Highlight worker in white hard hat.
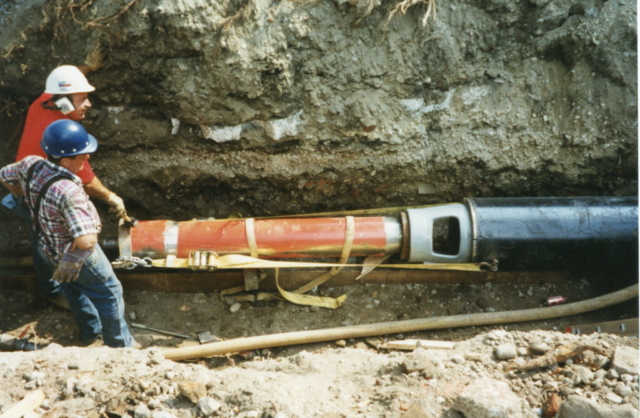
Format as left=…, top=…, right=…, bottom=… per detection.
left=1, top=56, right=130, bottom=310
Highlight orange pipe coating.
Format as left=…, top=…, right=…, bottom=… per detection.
left=120, top=217, right=403, bottom=259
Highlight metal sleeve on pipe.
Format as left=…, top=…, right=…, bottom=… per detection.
left=162, top=284, right=639, bottom=361
left=405, top=204, right=472, bottom=263
left=164, top=221, right=179, bottom=256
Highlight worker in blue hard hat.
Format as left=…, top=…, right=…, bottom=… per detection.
left=0, top=119, right=135, bottom=348
left=2, top=63, right=130, bottom=310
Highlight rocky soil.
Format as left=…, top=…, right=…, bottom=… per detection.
left=0, top=329, right=639, bottom=418
left=1, top=274, right=638, bottom=417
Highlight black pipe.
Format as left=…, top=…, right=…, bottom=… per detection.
left=465, top=196, right=639, bottom=272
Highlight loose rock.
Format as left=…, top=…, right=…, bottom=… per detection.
left=453, top=378, right=527, bottom=418
left=178, top=381, right=207, bottom=404
left=611, top=346, right=639, bottom=376
left=495, top=344, right=518, bottom=360
left=557, top=395, right=638, bottom=418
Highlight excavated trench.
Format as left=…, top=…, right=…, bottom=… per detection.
left=0, top=0, right=637, bottom=358
left=0, top=0, right=637, bottom=251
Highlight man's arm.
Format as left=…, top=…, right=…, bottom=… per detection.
left=83, top=176, right=112, bottom=201
left=1, top=179, right=22, bottom=196
left=83, top=177, right=130, bottom=222
left=73, top=233, right=98, bottom=251
left=53, top=233, right=97, bottom=282
left=0, top=160, right=25, bottom=194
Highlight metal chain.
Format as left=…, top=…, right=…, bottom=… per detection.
left=113, top=256, right=153, bottom=269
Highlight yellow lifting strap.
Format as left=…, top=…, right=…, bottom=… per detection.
left=151, top=253, right=481, bottom=310
left=245, top=218, right=259, bottom=258
left=264, top=215, right=355, bottom=309
left=254, top=203, right=449, bottom=219
left=146, top=214, right=483, bottom=309
left=293, top=215, right=355, bottom=295
left=151, top=254, right=482, bottom=272
left=274, top=267, right=348, bottom=309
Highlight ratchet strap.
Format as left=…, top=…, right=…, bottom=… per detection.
left=274, top=267, right=347, bottom=309
left=114, top=205, right=484, bottom=309
left=142, top=250, right=481, bottom=310
left=294, top=215, right=354, bottom=295
left=145, top=254, right=482, bottom=272
left=119, top=251, right=482, bottom=309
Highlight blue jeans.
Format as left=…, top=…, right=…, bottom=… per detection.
left=40, top=245, right=134, bottom=348
left=3, top=193, right=62, bottom=299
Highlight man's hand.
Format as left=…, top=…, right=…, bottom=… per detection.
left=108, top=192, right=127, bottom=217
left=53, top=247, right=93, bottom=283
left=1, top=179, right=22, bottom=196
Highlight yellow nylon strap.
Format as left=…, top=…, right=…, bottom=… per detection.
left=148, top=254, right=482, bottom=271
left=220, top=284, right=247, bottom=298
left=215, top=217, right=353, bottom=309
left=256, top=203, right=450, bottom=219
left=355, top=254, right=393, bottom=280
left=274, top=268, right=347, bottom=309
left=294, top=216, right=354, bottom=294
left=208, top=204, right=445, bottom=222
left=220, top=270, right=345, bottom=309
left=151, top=254, right=345, bottom=269
left=245, top=218, right=258, bottom=258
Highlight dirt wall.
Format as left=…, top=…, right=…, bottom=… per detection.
left=0, top=0, right=637, bottom=255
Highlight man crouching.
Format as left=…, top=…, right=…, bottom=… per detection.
left=0, top=119, right=135, bottom=348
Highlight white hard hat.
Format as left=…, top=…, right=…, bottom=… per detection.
left=44, top=65, right=96, bottom=94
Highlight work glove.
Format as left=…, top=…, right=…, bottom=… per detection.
left=107, top=192, right=137, bottom=227
left=107, top=192, right=127, bottom=218
left=53, top=247, right=93, bottom=283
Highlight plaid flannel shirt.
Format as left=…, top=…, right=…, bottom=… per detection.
left=0, top=156, right=101, bottom=261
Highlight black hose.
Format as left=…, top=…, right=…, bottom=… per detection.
left=0, top=334, right=43, bottom=351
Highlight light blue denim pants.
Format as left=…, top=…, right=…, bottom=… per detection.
left=39, top=244, right=134, bottom=348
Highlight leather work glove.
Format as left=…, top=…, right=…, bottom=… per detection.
left=107, top=192, right=127, bottom=218
left=53, top=247, right=93, bottom=283
left=107, top=192, right=137, bottom=227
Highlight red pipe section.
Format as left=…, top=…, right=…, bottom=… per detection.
left=119, top=217, right=402, bottom=259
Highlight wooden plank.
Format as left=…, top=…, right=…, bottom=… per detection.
left=381, top=339, right=456, bottom=351
left=243, top=269, right=260, bottom=291
left=0, top=268, right=571, bottom=293
left=566, top=318, right=639, bottom=337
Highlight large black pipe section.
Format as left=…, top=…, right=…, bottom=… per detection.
left=405, top=196, right=638, bottom=273
left=465, top=196, right=638, bottom=271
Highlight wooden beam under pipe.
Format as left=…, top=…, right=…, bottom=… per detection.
left=0, top=269, right=570, bottom=293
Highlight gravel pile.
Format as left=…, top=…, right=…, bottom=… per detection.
left=0, top=329, right=637, bottom=417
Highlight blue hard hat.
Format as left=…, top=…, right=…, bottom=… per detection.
left=41, top=120, right=98, bottom=157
